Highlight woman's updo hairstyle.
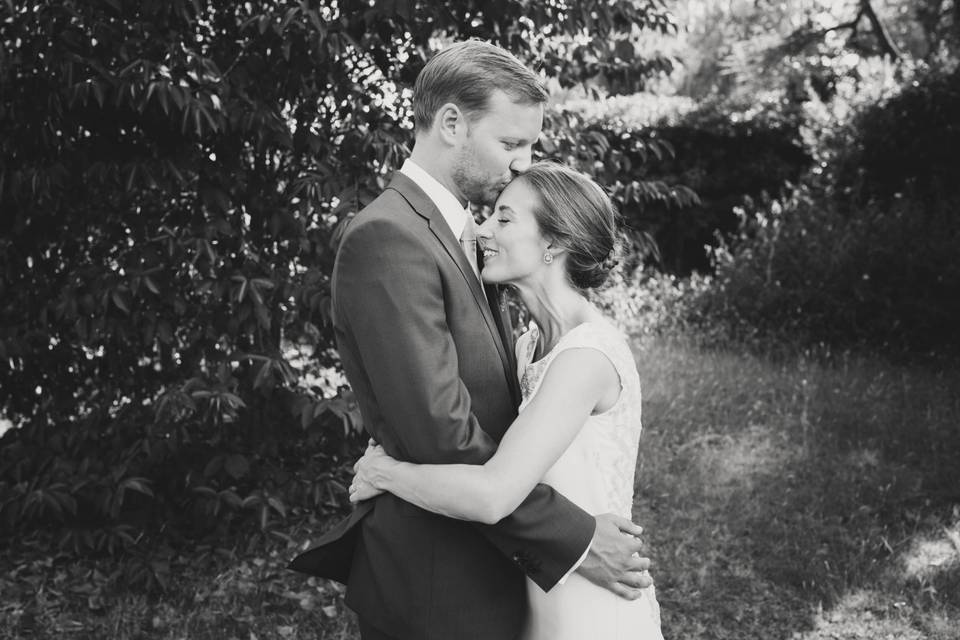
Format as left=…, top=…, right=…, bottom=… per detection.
left=517, top=162, right=620, bottom=290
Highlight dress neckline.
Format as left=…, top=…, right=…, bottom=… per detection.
left=528, top=320, right=613, bottom=365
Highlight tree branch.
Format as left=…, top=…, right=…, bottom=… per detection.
left=806, top=0, right=901, bottom=60
left=816, top=7, right=865, bottom=41
left=859, top=0, right=901, bottom=60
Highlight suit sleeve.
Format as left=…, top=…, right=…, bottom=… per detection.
left=333, top=217, right=595, bottom=591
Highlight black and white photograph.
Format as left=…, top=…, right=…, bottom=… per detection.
left=1, top=1, right=958, bottom=638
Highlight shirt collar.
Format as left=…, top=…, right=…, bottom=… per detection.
left=399, top=158, right=470, bottom=239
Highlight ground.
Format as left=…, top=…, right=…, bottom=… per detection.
left=2, top=336, right=958, bottom=639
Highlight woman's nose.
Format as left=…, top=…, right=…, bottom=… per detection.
left=477, top=216, right=494, bottom=238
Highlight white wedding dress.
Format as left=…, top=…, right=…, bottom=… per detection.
left=516, top=321, right=663, bottom=640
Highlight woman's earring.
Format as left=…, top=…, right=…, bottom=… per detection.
left=543, top=252, right=554, bottom=264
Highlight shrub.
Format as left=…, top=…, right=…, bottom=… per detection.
left=0, top=0, right=684, bottom=578
left=687, top=182, right=960, bottom=355
left=665, top=61, right=960, bottom=356
left=832, top=63, right=960, bottom=207
left=561, top=93, right=812, bottom=274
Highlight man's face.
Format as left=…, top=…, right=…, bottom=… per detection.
left=451, top=90, right=544, bottom=206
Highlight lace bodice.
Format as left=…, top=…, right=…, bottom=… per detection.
left=515, top=321, right=643, bottom=519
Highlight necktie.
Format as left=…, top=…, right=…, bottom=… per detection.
left=460, top=215, right=481, bottom=281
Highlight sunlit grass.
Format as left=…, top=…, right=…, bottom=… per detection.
left=903, top=524, right=960, bottom=581
left=3, top=334, right=957, bottom=639
left=633, top=334, right=960, bottom=640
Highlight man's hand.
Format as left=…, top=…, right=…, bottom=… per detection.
left=576, top=513, right=653, bottom=600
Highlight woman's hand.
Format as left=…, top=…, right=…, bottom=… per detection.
left=348, top=441, right=396, bottom=503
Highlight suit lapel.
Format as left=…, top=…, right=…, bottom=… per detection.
left=386, top=173, right=515, bottom=387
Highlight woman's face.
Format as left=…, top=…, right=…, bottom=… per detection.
left=476, top=178, right=550, bottom=286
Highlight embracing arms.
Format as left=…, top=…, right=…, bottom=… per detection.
left=333, top=208, right=650, bottom=595
left=333, top=213, right=590, bottom=587
left=350, top=347, right=618, bottom=524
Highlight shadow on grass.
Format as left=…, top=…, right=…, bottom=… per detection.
left=0, top=524, right=361, bottom=640
left=634, top=337, right=960, bottom=640
left=4, top=336, right=957, bottom=640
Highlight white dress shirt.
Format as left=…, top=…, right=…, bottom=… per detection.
left=398, top=159, right=470, bottom=243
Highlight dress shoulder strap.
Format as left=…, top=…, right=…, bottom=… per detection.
left=520, top=321, right=639, bottom=405
left=552, top=322, right=636, bottom=382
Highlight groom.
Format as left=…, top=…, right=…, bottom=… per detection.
left=291, top=40, right=653, bottom=640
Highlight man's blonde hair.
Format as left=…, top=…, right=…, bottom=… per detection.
left=413, top=40, right=547, bottom=132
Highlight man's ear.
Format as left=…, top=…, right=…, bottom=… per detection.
left=434, top=102, right=464, bottom=145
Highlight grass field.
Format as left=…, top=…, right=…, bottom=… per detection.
left=635, top=336, right=960, bottom=640
left=3, top=336, right=958, bottom=639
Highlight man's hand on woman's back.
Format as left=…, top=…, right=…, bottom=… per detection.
left=577, top=513, right=654, bottom=600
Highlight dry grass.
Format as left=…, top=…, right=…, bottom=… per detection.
left=0, top=541, right=360, bottom=640
left=3, top=336, right=958, bottom=639
left=633, top=335, right=960, bottom=640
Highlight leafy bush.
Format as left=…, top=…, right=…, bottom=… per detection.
left=687, top=180, right=960, bottom=354
left=663, top=61, right=960, bottom=356
left=0, top=0, right=686, bottom=581
left=651, top=113, right=810, bottom=273
left=832, top=63, right=960, bottom=207
left=542, top=108, right=700, bottom=266
left=561, top=92, right=812, bottom=274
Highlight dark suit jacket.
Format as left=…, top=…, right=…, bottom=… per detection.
left=290, top=172, right=595, bottom=640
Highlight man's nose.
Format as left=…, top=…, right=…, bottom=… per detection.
left=509, top=147, right=533, bottom=174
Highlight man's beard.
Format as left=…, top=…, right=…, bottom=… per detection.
left=453, top=169, right=495, bottom=206
left=452, top=152, right=508, bottom=207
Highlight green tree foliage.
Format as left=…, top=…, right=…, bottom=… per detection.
left=608, top=1, right=959, bottom=352
left=0, top=0, right=680, bottom=580
left=690, top=65, right=960, bottom=354
left=548, top=100, right=809, bottom=274
left=673, top=0, right=958, bottom=103
left=832, top=64, right=960, bottom=206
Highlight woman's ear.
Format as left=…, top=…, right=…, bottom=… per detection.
left=544, top=238, right=566, bottom=255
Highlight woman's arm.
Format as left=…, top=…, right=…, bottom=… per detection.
left=350, top=346, right=621, bottom=525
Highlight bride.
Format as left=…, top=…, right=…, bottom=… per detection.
left=349, top=162, right=663, bottom=640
